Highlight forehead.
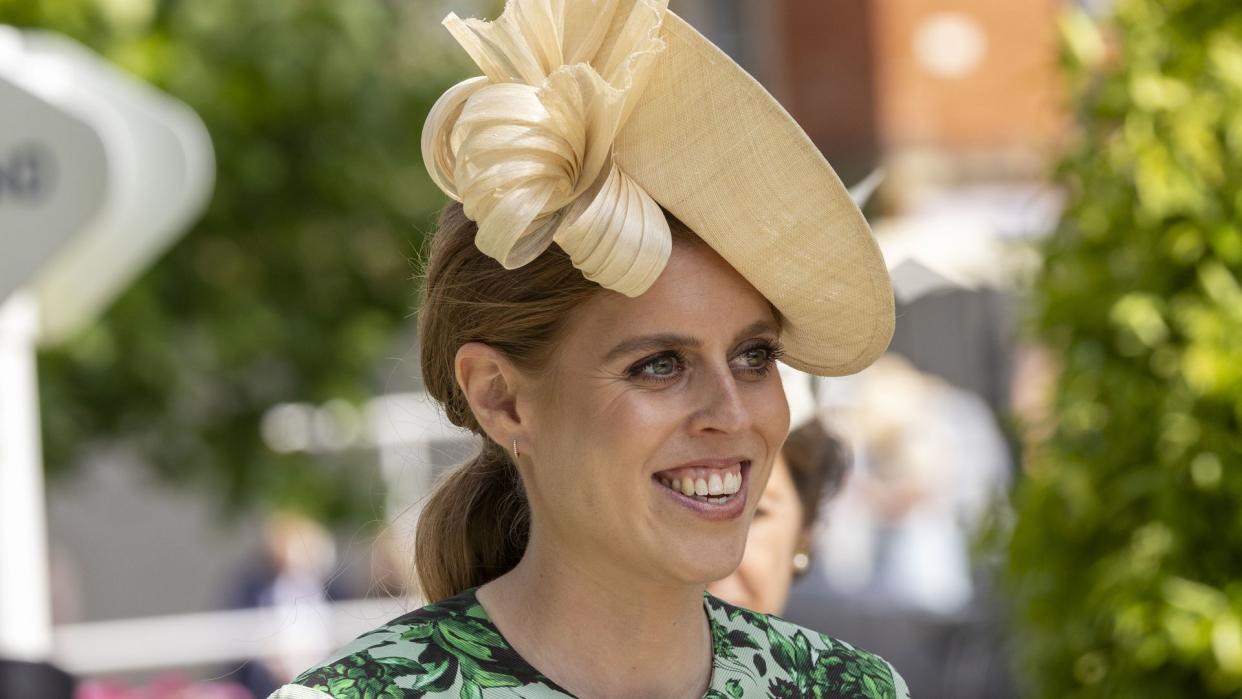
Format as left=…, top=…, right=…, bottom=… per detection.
left=566, top=242, right=779, bottom=351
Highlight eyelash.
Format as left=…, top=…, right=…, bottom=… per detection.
left=625, top=340, right=786, bottom=385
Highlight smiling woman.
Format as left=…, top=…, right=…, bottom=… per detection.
left=269, top=0, right=905, bottom=697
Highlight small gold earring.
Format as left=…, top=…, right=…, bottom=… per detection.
left=792, top=551, right=811, bottom=575
left=512, top=438, right=520, bottom=460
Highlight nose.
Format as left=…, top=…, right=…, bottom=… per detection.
left=689, top=364, right=753, bottom=434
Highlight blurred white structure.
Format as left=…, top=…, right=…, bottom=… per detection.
left=0, top=291, right=51, bottom=661
left=0, top=26, right=212, bottom=662
left=0, top=27, right=214, bottom=340
left=816, top=355, right=1012, bottom=615
left=879, top=183, right=1057, bottom=304
left=53, top=597, right=409, bottom=676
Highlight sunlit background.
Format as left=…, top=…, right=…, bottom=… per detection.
left=2, top=0, right=1241, bottom=697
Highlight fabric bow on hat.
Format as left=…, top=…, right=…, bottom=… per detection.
left=422, top=0, right=672, bottom=297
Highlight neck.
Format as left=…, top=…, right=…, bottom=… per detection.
left=475, top=530, right=713, bottom=699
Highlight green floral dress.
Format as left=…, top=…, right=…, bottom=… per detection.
left=267, top=588, right=910, bottom=699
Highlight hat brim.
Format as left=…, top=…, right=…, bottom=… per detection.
left=614, top=11, right=894, bottom=377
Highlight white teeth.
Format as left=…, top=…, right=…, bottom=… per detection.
left=657, top=468, right=744, bottom=503
left=680, top=478, right=696, bottom=497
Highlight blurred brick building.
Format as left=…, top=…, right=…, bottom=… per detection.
left=674, top=0, right=1066, bottom=193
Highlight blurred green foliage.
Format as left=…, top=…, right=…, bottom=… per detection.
left=1010, top=1, right=1242, bottom=696
left=0, top=0, right=488, bottom=522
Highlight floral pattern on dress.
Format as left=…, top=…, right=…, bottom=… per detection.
left=272, top=588, right=910, bottom=699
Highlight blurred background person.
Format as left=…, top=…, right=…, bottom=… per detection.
left=708, top=417, right=851, bottom=615
left=785, top=354, right=1017, bottom=698
left=818, top=354, right=1012, bottom=616
left=223, top=512, right=348, bottom=698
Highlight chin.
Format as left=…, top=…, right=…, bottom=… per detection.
left=666, top=536, right=748, bottom=586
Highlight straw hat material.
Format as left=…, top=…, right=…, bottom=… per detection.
left=422, top=0, right=894, bottom=377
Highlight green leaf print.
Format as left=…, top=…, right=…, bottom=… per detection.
left=287, top=589, right=905, bottom=698
left=701, top=592, right=909, bottom=698
left=711, top=623, right=760, bottom=662
left=767, top=626, right=814, bottom=689
left=402, top=623, right=435, bottom=642
left=467, top=666, right=524, bottom=690
left=810, top=645, right=898, bottom=699
left=327, top=677, right=355, bottom=694
left=440, top=619, right=503, bottom=661
left=769, top=677, right=803, bottom=698
left=408, top=658, right=451, bottom=691
left=793, top=632, right=813, bottom=668
left=287, top=588, right=572, bottom=698
left=753, top=653, right=767, bottom=677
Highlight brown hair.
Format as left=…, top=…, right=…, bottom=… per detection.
left=413, top=202, right=703, bottom=602
left=781, top=419, right=851, bottom=530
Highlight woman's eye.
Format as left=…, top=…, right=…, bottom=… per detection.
left=628, top=352, right=686, bottom=382
left=646, top=355, right=679, bottom=376
left=740, top=347, right=770, bottom=367
left=733, top=341, right=784, bottom=375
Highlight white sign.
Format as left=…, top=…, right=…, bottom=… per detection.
left=0, top=72, right=109, bottom=305
left=0, top=28, right=214, bottom=664
left=0, top=26, right=214, bottom=345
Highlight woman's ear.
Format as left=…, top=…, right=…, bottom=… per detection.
left=454, top=342, right=526, bottom=443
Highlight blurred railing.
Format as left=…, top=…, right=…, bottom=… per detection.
left=52, top=597, right=416, bottom=675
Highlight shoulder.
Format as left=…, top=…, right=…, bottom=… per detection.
left=265, top=596, right=464, bottom=699
left=704, top=594, right=912, bottom=699
left=267, top=590, right=563, bottom=699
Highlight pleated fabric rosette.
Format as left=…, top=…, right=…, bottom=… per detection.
left=422, top=0, right=895, bottom=377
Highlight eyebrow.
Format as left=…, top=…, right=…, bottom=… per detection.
left=602, top=319, right=780, bottom=364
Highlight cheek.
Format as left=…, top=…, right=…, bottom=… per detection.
left=534, top=382, right=672, bottom=497
left=754, top=376, right=791, bottom=445
left=742, top=384, right=791, bottom=505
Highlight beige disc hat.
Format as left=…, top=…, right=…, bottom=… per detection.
left=421, top=0, right=894, bottom=376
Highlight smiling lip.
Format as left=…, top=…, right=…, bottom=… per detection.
left=660, top=456, right=750, bottom=472
left=653, top=459, right=750, bottom=521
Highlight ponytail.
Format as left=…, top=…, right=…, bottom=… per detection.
left=414, top=440, right=530, bottom=602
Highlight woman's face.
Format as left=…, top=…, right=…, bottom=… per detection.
left=706, top=453, right=806, bottom=614
left=519, top=241, right=791, bottom=586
